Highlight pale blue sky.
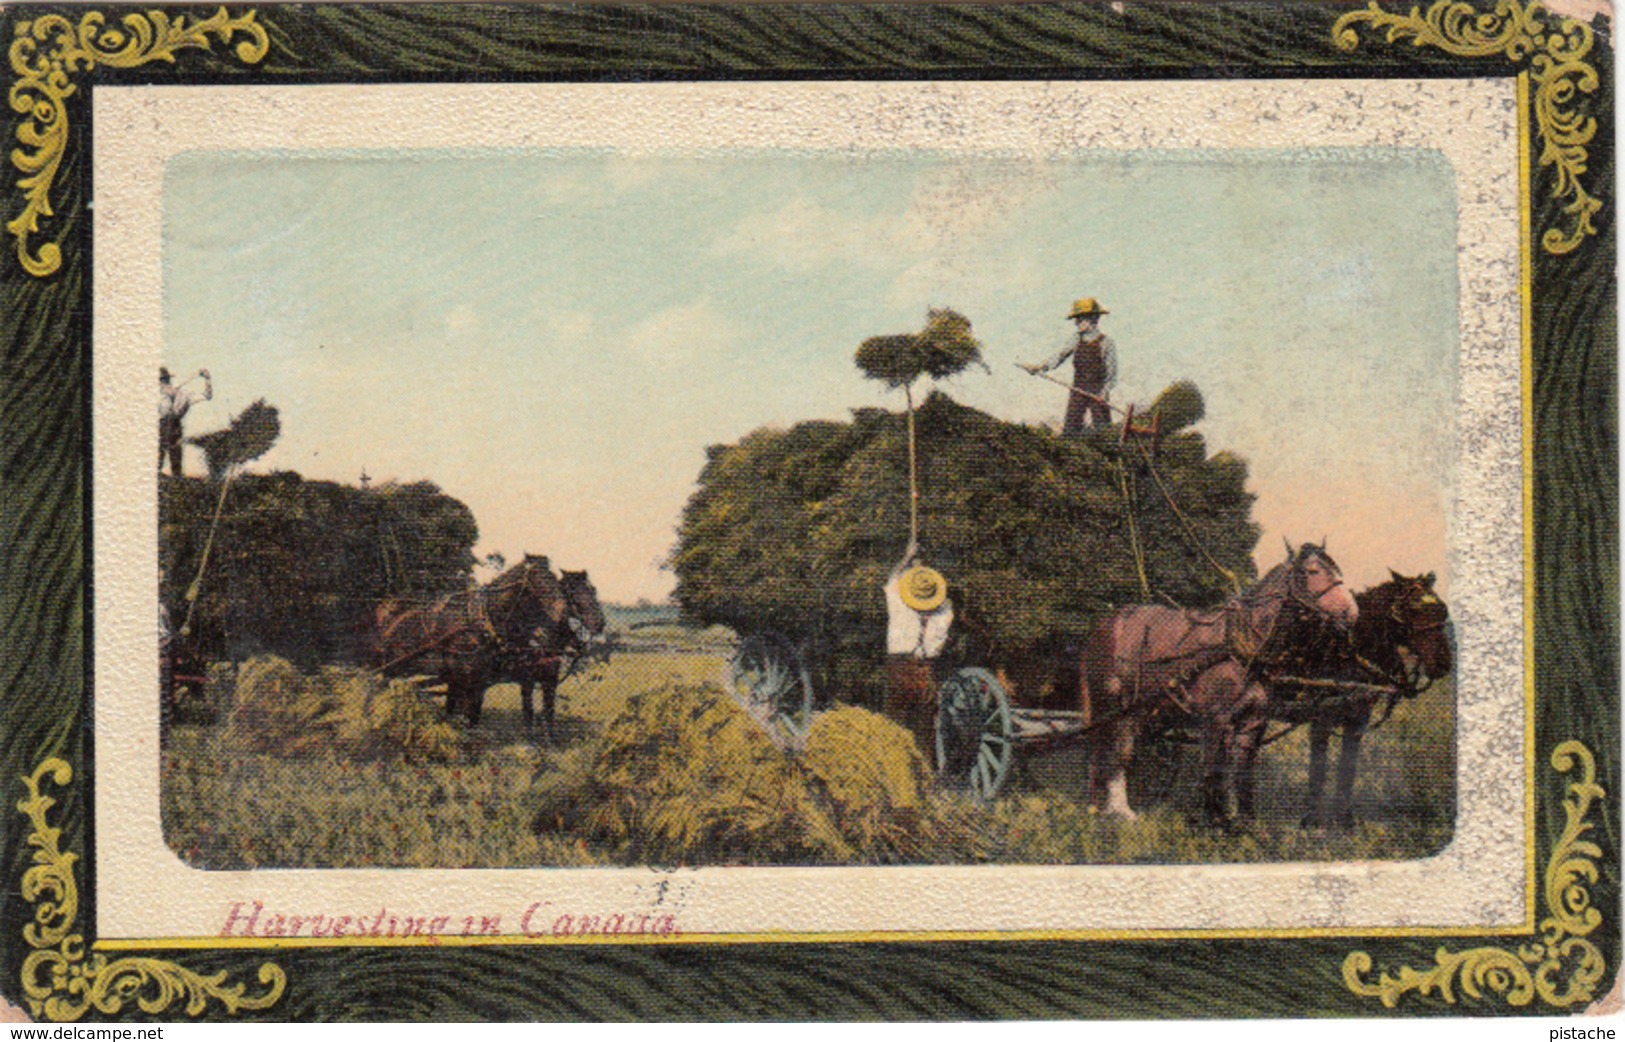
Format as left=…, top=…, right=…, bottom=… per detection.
left=164, top=148, right=1457, bottom=602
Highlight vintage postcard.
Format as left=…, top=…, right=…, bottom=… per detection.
left=2, top=0, right=1616, bottom=1023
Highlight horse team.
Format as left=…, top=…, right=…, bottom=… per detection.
left=371, top=553, right=606, bottom=738
left=1072, top=543, right=1451, bottom=828
left=364, top=542, right=1450, bottom=832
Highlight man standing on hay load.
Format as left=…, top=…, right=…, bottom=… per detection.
left=884, top=540, right=954, bottom=755
left=1021, top=297, right=1117, bottom=435
left=158, top=365, right=212, bottom=476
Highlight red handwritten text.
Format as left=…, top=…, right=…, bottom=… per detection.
left=219, top=901, right=679, bottom=942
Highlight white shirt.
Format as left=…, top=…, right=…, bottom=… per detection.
left=159, top=377, right=212, bottom=420
left=1034, top=332, right=1118, bottom=390
left=883, top=564, right=954, bottom=659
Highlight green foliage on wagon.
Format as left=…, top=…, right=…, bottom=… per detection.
left=160, top=473, right=478, bottom=663
left=672, top=387, right=1260, bottom=705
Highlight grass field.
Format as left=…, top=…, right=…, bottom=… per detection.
left=162, top=639, right=1455, bottom=869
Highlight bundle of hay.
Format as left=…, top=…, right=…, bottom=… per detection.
left=1146, top=380, right=1204, bottom=432
left=535, top=683, right=945, bottom=865
left=225, top=656, right=463, bottom=763
left=535, top=683, right=850, bottom=863
left=917, top=307, right=987, bottom=379
left=224, top=656, right=309, bottom=751
left=800, top=706, right=932, bottom=859
left=189, top=399, right=280, bottom=480
left=855, top=307, right=988, bottom=389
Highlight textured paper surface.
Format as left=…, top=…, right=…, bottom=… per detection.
left=94, top=78, right=1523, bottom=942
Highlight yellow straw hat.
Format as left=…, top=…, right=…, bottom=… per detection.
left=1067, top=297, right=1109, bottom=319
left=898, top=564, right=948, bottom=612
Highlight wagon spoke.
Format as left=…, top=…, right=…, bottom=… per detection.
left=727, top=633, right=814, bottom=750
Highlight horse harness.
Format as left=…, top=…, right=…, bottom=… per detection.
left=1118, top=556, right=1353, bottom=726
left=374, top=586, right=504, bottom=674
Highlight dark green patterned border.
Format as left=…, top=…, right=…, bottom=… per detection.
left=1, top=1, right=1615, bottom=1020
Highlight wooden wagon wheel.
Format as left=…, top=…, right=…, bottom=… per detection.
left=726, top=633, right=814, bottom=747
left=935, top=667, right=1013, bottom=799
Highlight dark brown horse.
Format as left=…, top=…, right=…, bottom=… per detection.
left=498, top=568, right=606, bottom=737
left=371, top=554, right=568, bottom=726
left=1271, top=570, right=1452, bottom=829
left=1078, top=543, right=1359, bottom=826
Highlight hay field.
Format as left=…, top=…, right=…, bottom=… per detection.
left=161, top=642, right=1455, bottom=869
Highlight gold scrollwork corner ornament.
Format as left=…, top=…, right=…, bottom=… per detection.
left=7, top=8, right=269, bottom=278
left=1334, top=0, right=1601, bottom=255
left=19, top=759, right=285, bottom=1021
left=1344, top=741, right=1608, bottom=1009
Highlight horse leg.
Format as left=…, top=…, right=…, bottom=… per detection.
left=540, top=662, right=561, bottom=741
left=1084, top=731, right=1108, bottom=812
left=1230, top=682, right=1270, bottom=822
left=1200, top=721, right=1235, bottom=828
left=1332, top=707, right=1369, bottom=829
left=1099, top=720, right=1139, bottom=821
left=518, top=678, right=536, bottom=734
left=1083, top=672, right=1134, bottom=818
left=1303, top=720, right=1332, bottom=829
left=1234, top=721, right=1264, bottom=821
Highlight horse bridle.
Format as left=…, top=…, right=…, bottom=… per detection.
left=1288, top=550, right=1350, bottom=616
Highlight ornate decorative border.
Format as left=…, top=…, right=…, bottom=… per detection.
left=1344, top=741, right=1608, bottom=1009
left=7, top=7, right=269, bottom=277
left=1, top=1, right=1612, bottom=1020
left=1333, top=0, right=1602, bottom=255
left=18, top=759, right=285, bottom=1022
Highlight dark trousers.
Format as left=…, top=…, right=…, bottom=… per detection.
left=885, top=656, right=939, bottom=762
left=159, top=416, right=183, bottom=475
left=1062, top=385, right=1110, bottom=435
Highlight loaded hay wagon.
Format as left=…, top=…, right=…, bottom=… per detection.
left=712, top=316, right=1426, bottom=814
left=724, top=541, right=1418, bottom=810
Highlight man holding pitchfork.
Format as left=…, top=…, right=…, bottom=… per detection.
left=1021, top=297, right=1117, bottom=435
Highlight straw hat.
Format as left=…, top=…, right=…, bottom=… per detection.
left=898, top=564, right=948, bottom=612
left=1067, top=297, right=1109, bottom=319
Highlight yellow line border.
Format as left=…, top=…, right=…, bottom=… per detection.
left=97, top=920, right=1534, bottom=951
left=1519, top=69, right=1540, bottom=937
left=97, top=79, right=1546, bottom=956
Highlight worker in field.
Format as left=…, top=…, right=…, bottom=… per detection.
left=159, top=366, right=212, bottom=476
left=883, top=540, right=954, bottom=755
left=1021, top=297, right=1117, bottom=435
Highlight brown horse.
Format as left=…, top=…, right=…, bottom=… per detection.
left=498, top=569, right=606, bottom=737
left=1079, top=542, right=1359, bottom=826
left=1271, top=571, right=1452, bottom=829
left=371, top=554, right=568, bottom=725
